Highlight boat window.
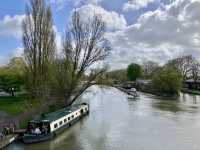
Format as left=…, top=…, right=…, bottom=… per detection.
left=54, top=124, right=58, bottom=129
left=59, top=121, right=63, bottom=125
left=72, top=115, right=74, bottom=118
left=68, top=117, right=70, bottom=121
left=64, top=119, right=67, bottom=123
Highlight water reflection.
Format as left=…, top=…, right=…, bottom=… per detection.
left=152, top=100, right=184, bottom=113
left=7, top=86, right=200, bottom=150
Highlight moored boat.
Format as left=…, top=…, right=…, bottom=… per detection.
left=128, top=88, right=139, bottom=97
left=22, top=103, right=89, bottom=144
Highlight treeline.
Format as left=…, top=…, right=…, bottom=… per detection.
left=0, top=0, right=111, bottom=107
left=107, top=55, right=200, bottom=96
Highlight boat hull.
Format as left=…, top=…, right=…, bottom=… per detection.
left=22, top=111, right=88, bottom=144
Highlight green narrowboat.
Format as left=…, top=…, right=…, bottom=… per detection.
left=22, top=103, right=89, bottom=144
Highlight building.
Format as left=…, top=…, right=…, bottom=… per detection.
left=184, top=79, right=200, bottom=90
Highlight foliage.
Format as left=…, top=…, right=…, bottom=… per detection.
left=143, top=61, right=160, bottom=78
left=0, top=95, right=27, bottom=115
left=106, top=69, right=128, bottom=82
left=166, top=55, right=196, bottom=80
left=127, top=63, right=142, bottom=81
left=0, top=57, right=25, bottom=96
left=53, top=11, right=111, bottom=106
left=152, top=68, right=182, bottom=95
left=19, top=117, right=32, bottom=129
left=23, top=0, right=55, bottom=99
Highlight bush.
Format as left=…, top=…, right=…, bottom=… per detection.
left=152, top=68, right=182, bottom=95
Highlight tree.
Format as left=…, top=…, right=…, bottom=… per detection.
left=22, top=0, right=55, bottom=99
left=191, top=60, right=200, bottom=89
left=0, top=57, right=25, bottom=96
left=127, top=63, right=142, bottom=81
left=106, top=69, right=128, bottom=82
left=152, top=68, right=182, bottom=95
left=54, top=11, right=111, bottom=106
left=143, top=61, right=159, bottom=78
left=166, top=55, right=195, bottom=80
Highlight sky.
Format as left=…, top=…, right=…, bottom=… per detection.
left=0, top=0, right=200, bottom=69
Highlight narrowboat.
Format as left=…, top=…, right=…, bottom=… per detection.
left=22, top=103, right=89, bottom=144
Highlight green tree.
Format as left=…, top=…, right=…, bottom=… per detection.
left=165, top=55, right=195, bottom=80
left=0, top=57, right=25, bottom=96
left=127, top=63, right=142, bottom=81
left=152, top=68, right=182, bottom=95
left=22, top=0, right=55, bottom=99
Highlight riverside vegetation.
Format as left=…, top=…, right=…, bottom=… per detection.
left=1, top=0, right=200, bottom=128
left=0, top=0, right=111, bottom=127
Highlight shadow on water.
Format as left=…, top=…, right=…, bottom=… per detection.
left=6, top=86, right=200, bottom=150
left=152, top=100, right=185, bottom=113
left=151, top=92, right=200, bottom=113
left=7, top=119, right=87, bottom=150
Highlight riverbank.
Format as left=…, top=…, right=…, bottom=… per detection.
left=6, top=86, right=200, bottom=150
left=181, top=88, right=200, bottom=95
left=138, top=88, right=179, bottom=99
left=113, top=83, right=179, bottom=99
left=0, top=95, right=55, bottom=129
left=0, top=95, right=33, bottom=116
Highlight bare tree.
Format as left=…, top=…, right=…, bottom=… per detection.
left=143, top=61, right=159, bottom=78
left=191, top=60, right=200, bottom=87
left=55, top=11, right=111, bottom=106
left=22, top=0, right=55, bottom=98
left=166, top=55, right=195, bottom=80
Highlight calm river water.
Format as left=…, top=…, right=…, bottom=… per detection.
left=7, top=86, right=200, bottom=150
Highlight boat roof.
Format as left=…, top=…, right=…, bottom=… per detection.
left=30, top=104, right=84, bottom=123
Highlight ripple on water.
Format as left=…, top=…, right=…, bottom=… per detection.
left=7, top=86, right=200, bottom=150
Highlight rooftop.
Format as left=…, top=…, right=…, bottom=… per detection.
left=31, top=104, right=83, bottom=123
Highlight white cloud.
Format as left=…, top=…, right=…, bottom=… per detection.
left=123, top=0, right=156, bottom=11
left=50, top=0, right=102, bottom=10
left=75, top=4, right=127, bottom=30
left=0, top=47, right=24, bottom=66
left=14, top=47, right=24, bottom=57
left=53, top=26, right=63, bottom=55
left=0, top=55, right=9, bottom=66
left=106, top=0, right=200, bottom=69
left=0, top=15, right=25, bottom=38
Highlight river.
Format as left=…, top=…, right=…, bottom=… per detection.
left=7, top=86, right=200, bottom=150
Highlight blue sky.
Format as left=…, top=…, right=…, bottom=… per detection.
left=1, top=0, right=200, bottom=69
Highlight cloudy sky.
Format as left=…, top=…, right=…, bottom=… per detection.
left=0, top=0, right=200, bottom=69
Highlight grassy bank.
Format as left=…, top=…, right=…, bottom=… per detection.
left=0, top=95, right=40, bottom=116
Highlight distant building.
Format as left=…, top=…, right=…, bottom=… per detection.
left=184, top=79, right=200, bottom=90
left=136, top=79, right=152, bottom=86
left=121, top=81, right=135, bottom=89
left=135, top=79, right=153, bottom=92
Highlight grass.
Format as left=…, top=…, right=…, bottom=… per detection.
left=0, top=95, right=41, bottom=116
left=19, top=117, right=32, bottom=129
